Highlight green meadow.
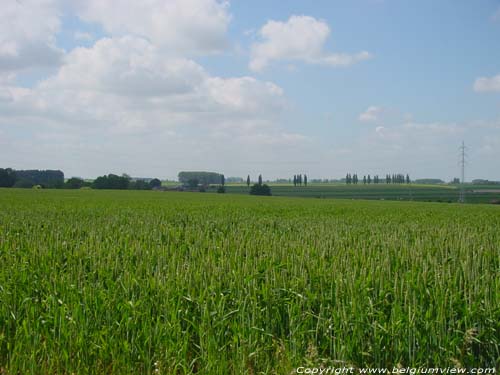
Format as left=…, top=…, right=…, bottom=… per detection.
left=0, top=189, right=499, bottom=373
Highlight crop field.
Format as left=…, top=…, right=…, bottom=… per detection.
left=0, top=189, right=499, bottom=374
left=223, top=184, right=500, bottom=204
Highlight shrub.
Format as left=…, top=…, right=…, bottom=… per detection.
left=217, top=186, right=226, bottom=194
left=249, top=183, right=272, bottom=196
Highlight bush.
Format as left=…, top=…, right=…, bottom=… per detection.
left=217, top=186, right=226, bottom=194
left=249, top=184, right=271, bottom=196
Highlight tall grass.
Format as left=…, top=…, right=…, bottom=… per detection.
left=0, top=189, right=498, bottom=373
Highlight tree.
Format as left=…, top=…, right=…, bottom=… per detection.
left=406, top=174, right=410, bottom=184
left=187, top=178, right=199, bottom=189
left=247, top=175, right=251, bottom=187
left=64, top=177, right=85, bottom=189
left=367, top=175, right=371, bottom=184
left=363, top=175, right=367, bottom=184
left=14, top=169, right=64, bottom=188
left=304, top=174, right=308, bottom=186
left=149, top=178, right=161, bottom=189
left=258, top=174, right=263, bottom=185
left=0, top=168, right=17, bottom=187
left=293, top=175, right=297, bottom=187
left=220, top=174, right=225, bottom=186
left=178, top=171, right=222, bottom=185
left=13, top=179, right=34, bottom=188
left=130, top=180, right=151, bottom=190
left=249, top=183, right=271, bottom=196
left=92, top=174, right=130, bottom=190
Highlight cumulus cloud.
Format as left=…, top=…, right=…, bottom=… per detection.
left=75, top=0, right=231, bottom=55
left=5, top=36, right=286, bottom=126
left=0, top=1, right=312, bottom=178
left=249, top=15, right=371, bottom=71
left=473, top=74, right=500, bottom=92
left=0, top=33, right=304, bottom=177
left=0, top=0, right=63, bottom=72
left=41, top=37, right=207, bottom=97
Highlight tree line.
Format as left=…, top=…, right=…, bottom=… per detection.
left=0, top=168, right=162, bottom=190
left=345, top=173, right=411, bottom=184
left=0, top=168, right=64, bottom=188
left=178, top=171, right=222, bottom=186
left=86, top=174, right=161, bottom=190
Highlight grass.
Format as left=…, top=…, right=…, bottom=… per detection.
left=0, top=189, right=499, bottom=373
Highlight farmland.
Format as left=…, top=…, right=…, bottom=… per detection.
left=0, top=189, right=499, bottom=373
left=222, top=183, right=500, bottom=204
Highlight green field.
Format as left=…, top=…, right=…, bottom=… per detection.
left=221, top=183, right=500, bottom=204
left=0, top=189, right=499, bottom=373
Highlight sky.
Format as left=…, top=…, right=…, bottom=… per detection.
left=1, top=0, right=499, bottom=181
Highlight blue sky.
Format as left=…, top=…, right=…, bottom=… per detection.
left=1, top=0, right=499, bottom=180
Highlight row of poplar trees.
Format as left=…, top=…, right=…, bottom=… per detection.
left=346, top=173, right=410, bottom=184
left=293, top=174, right=307, bottom=186
left=246, top=174, right=264, bottom=187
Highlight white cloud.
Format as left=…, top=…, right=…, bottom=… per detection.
left=12, top=36, right=286, bottom=125
left=359, top=106, right=383, bottom=122
left=0, top=34, right=304, bottom=178
left=205, top=76, right=284, bottom=114
left=249, top=15, right=371, bottom=71
left=40, top=37, right=207, bottom=97
left=75, top=0, right=231, bottom=55
left=358, top=106, right=414, bottom=126
left=473, top=74, right=500, bottom=92
left=0, top=0, right=63, bottom=72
